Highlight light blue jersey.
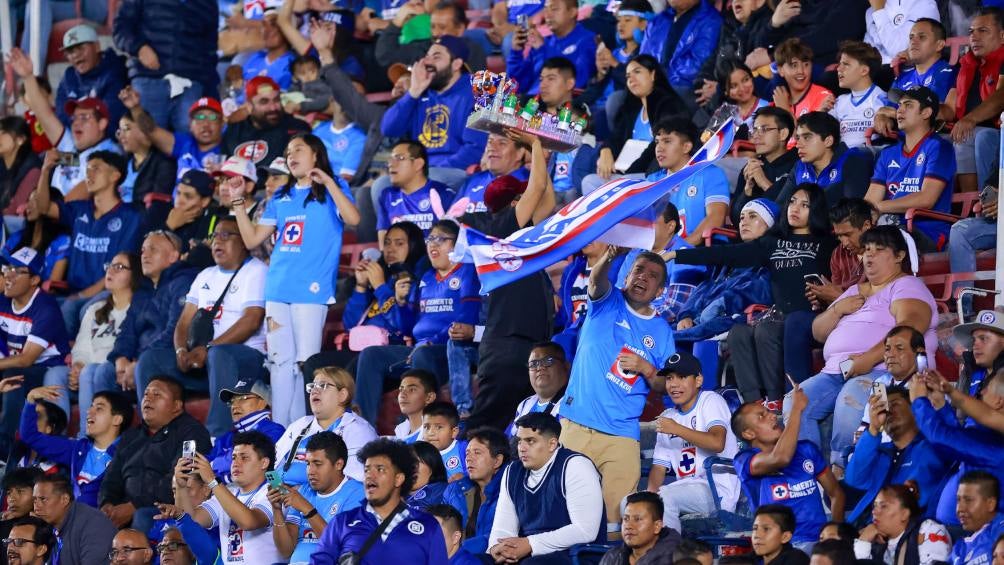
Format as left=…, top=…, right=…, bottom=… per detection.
left=313, top=122, right=366, bottom=179
left=648, top=165, right=729, bottom=239
left=286, top=477, right=365, bottom=564
left=440, top=439, right=468, bottom=480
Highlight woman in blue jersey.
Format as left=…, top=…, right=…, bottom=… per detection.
left=408, top=440, right=450, bottom=509
left=231, top=133, right=361, bottom=426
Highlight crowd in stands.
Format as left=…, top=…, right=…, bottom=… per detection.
left=0, top=0, right=1004, bottom=563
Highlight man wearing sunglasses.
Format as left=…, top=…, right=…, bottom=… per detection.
left=4, top=516, right=56, bottom=565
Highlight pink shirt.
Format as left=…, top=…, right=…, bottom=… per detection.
left=821, top=275, right=938, bottom=374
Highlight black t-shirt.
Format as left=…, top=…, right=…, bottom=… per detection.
left=459, top=208, right=554, bottom=342
left=221, top=114, right=310, bottom=176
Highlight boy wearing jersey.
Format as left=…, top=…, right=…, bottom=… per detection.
left=648, top=351, right=739, bottom=533
left=866, top=86, right=956, bottom=251
left=312, top=99, right=366, bottom=183
left=268, top=432, right=364, bottom=565
left=395, top=369, right=438, bottom=444
left=953, top=471, right=1004, bottom=565
left=731, top=388, right=846, bottom=547
left=180, top=431, right=282, bottom=565
left=422, top=401, right=468, bottom=482
left=773, top=39, right=834, bottom=124
left=831, top=42, right=887, bottom=149
left=777, top=112, right=874, bottom=207
left=378, top=141, right=452, bottom=243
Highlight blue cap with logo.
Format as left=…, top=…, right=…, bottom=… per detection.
left=2, top=247, right=45, bottom=277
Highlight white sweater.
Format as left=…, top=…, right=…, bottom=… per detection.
left=71, top=300, right=130, bottom=364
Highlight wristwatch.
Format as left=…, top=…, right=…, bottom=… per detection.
left=206, top=479, right=220, bottom=491
left=303, top=508, right=318, bottom=520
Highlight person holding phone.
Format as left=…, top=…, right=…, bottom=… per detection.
left=507, top=0, right=598, bottom=93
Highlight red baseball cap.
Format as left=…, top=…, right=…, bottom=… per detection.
left=245, top=76, right=280, bottom=100
left=64, top=96, right=109, bottom=120
left=484, top=174, right=528, bottom=214
left=189, top=97, right=223, bottom=117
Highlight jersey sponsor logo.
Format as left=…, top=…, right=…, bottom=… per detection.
left=408, top=521, right=426, bottom=535
left=770, top=483, right=790, bottom=500
left=803, top=459, right=815, bottom=474
left=677, top=446, right=697, bottom=477
left=390, top=198, right=404, bottom=206
left=73, top=233, right=111, bottom=254
left=282, top=221, right=304, bottom=245
left=419, top=104, right=451, bottom=149
left=607, top=345, right=645, bottom=391
left=108, top=218, right=122, bottom=232
left=234, top=140, right=270, bottom=163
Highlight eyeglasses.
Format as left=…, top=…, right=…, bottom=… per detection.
left=69, top=113, right=98, bottom=123
left=209, top=230, right=241, bottom=242
left=104, top=262, right=131, bottom=272
left=750, top=126, right=779, bottom=136
left=226, top=394, right=259, bottom=405
left=528, top=356, right=557, bottom=370
left=388, top=154, right=416, bottom=163
left=3, top=538, right=37, bottom=548
left=108, top=547, right=148, bottom=560
left=0, top=266, right=31, bottom=277
left=156, top=541, right=189, bottom=554
left=192, top=112, right=220, bottom=122
left=306, top=381, right=340, bottom=394
left=425, top=235, right=456, bottom=246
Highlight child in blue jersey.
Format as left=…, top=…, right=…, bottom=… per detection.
left=731, top=388, right=846, bottom=550
left=752, top=504, right=811, bottom=564
left=952, top=471, right=1004, bottom=565
left=866, top=86, right=956, bottom=252
left=395, top=369, right=438, bottom=444
left=231, top=133, right=360, bottom=426
left=408, top=441, right=450, bottom=508
left=311, top=98, right=365, bottom=182
left=422, top=401, right=468, bottom=482
left=267, top=431, right=364, bottom=564
left=778, top=112, right=874, bottom=208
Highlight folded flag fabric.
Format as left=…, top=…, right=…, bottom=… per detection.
left=452, top=119, right=737, bottom=294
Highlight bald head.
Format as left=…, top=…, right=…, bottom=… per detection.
left=110, top=529, right=152, bottom=564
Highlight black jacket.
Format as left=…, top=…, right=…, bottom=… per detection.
left=221, top=114, right=310, bottom=179
left=606, top=87, right=686, bottom=174
left=747, top=0, right=869, bottom=66
left=130, top=150, right=177, bottom=229
left=99, top=412, right=211, bottom=508
left=599, top=527, right=681, bottom=565
left=113, top=0, right=219, bottom=90
left=108, top=261, right=198, bottom=361
left=731, top=149, right=799, bottom=226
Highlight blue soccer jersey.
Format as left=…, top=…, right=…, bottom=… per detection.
left=242, top=50, right=295, bottom=92
left=450, top=168, right=530, bottom=215
left=649, top=164, right=730, bottom=240
left=561, top=288, right=675, bottom=440
left=172, top=132, right=223, bottom=193
left=286, top=478, right=365, bottom=564
left=412, top=264, right=480, bottom=345
left=377, top=180, right=452, bottom=233
left=260, top=183, right=355, bottom=304
left=871, top=131, right=956, bottom=247
left=734, top=440, right=830, bottom=544
left=951, top=513, right=1004, bottom=565
left=57, top=200, right=142, bottom=292
left=312, top=505, right=448, bottom=564
left=440, top=439, right=468, bottom=480
left=313, top=121, right=366, bottom=179
left=892, top=60, right=958, bottom=102
left=0, top=290, right=70, bottom=366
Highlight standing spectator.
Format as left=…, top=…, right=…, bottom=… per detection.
left=222, top=77, right=311, bottom=172
left=4, top=516, right=56, bottom=565
left=133, top=219, right=268, bottom=437
left=231, top=134, right=360, bottom=424
left=506, top=342, right=569, bottom=436
left=144, top=170, right=221, bottom=271
left=852, top=483, right=952, bottom=564
left=951, top=471, right=1004, bottom=564
left=33, top=474, right=117, bottom=565
left=863, top=0, right=940, bottom=65
left=375, top=1, right=488, bottom=71
left=377, top=141, right=453, bottom=243
left=442, top=427, right=510, bottom=553
left=866, top=87, right=956, bottom=252
left=98, top=377, right=212, bottom=534
left=209, top=379, right=285, bottom=481
left=508, top=0, right=597, bottom=93
left=114, top=112, right=177, bottom=224
left=731, top=107, right=798, bottom=225
left=771, top=39, right=835, bottom=122
left=0, top=117, right=42, bottom=229
left=113, top=0, right=219, bottom=133
left=599, top=491, right=681, bottom=565
left=310, top=438, right=449, bottom=564
left=639, top=0, right=721, bottom=108
left=312, top=99, right=366, bottom=183
left=53, top=24, right=128, bottom=138
left=830, top=41, right=886, bottom=149
left=0, top=248, right=71, bottom=455
left=243, top=12, right=297, bottom=91
left=489, top=413, right=605, bottom=561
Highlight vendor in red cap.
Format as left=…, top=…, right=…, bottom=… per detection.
left=118, top=86, right=226, bottom=190
left=221, top=76, right=310, bottom=171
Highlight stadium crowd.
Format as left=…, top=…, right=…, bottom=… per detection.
left=0, top=0, right=1003, bottom=562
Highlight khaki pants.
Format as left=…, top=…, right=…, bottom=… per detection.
left=560, top=418, right=641, bottom=532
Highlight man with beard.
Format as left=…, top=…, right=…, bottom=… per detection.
left=222, top=77, right=310, bottom=176
left=4, top=516, right=56, bottom=565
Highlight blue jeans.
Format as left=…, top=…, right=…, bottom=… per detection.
left=0, top=365, right=69, bottom=455
left=783, top=310, right=817, bottom=383
left=784, top=369, right=883, bottom=465
left=131, top=77, right=204, bottom=133
left=354, top=344, right=449, bottom=425
left=447, top=340, right=479, bottom=414
left=949, top=216, right=997, bottom=314
left=135, top=345, right=265, bottom=436
left=953, top=126, right=1001, bottom=187
left=77, top=361, right=119, bottom=437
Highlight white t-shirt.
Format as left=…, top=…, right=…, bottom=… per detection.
left=654, top=390, right=740, bottom=509
left=393, top=420, right=422, bottom=443
left=199, top=482, right=281, bottom=564
left=51, top=134, right=121, bottom=196
left=830, top=85, right=888, bottom=148
left=186, top=257, right=268, bottom=353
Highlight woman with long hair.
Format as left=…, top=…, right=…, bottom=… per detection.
left=0, top=116, right=41, bottom=231
left=854, top=482, right=951, bottom=564
left=231, top=133, right=361, bottom=426
left=2, top=187, right=70, bottom=285
left=721, top=63, right=769, bottom=136
left=408, top=440, right=450, bottom=509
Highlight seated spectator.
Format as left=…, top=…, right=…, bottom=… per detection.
left=600, top=491, right=681, bottom=565
left=946, top=7, right=1004, bottom=193
left=585, top=0, right=652, bottom=111
left=101, top=231, right=197, bottom=398
left=409, top=441, right=451, bottom=508
left=375, top=1, right=488, bottom=71
left=949, top=199, right=998, bottom=316
left=114, top=112, right=177, bottom=224
left=0, top=117, right=43, bottom=229
left=177, top=431, right=282, bottom=564
left=537, top=57, right=577, bottom=115
left=872, top=18, right=957, bottom=139
left=804, top=198, right=873, bottom=309
left=209, top=379, right=286, bottom=481
left=639, top=0, right=721, bottom=107
left=953, top=311, right=1004, bottom=421
left=155, top=524, right=206, bottom=565
left=508, top=0, right=596, bottom=93
left=649, top=352, right=740, bottom=533
left=378, top=37, right=487, bottom=198
left=844, top=383, right=948, bottom=522
left=796, top=226, right=937, bottom=465
left=275, top=366, right=378, bottom=484
left=725, top=64, right=770, bottom=134
left=866, top=87, right=956, bottom=252
left=311, top=438, right=448, bottom=563
left=818, top=521, right=857, bottom=544
left=771, top=39, right=835, bottom=123
left=443, top=427, right=510, bottom=553
left=951, top=471, right=1004, bottom=564
left=427, top=503, right=483, bottom=564
left=674, top=539, right=714, bottom=565
left=731, top=107, right=798, bottom=225
left=929, top=369, right=1004, bottom=435
left=732, top=389, right=846, bottom=547
left=242, top=12, right=297, bottom=91
left=34, top=473, right=117, bottom=564
left=489, top=413, right=605, bottom=562
left=694, top=0, right=772, bottom=112
left=145, top=170, right=221, bottom=270
left=507, top=342, right=569, bottom=437
left=377, top=141, right=453, bottom=243
left=0, top=467, right=43, bottom=542
left=752, top=505, right=810, bottom=564
left=16, top=388, right=132, bottom=508
left=109, top=528, right=153, bottom=564
left=852, top=482, right=951, bottom=564
left=133, top=218, right=267, bottom=436
left=667, top=184, right=836, bottom=389
left=777, top=112, right=873, bottom=207
left=119, top=88, right=225, bottom=188
left=312, top=98, right=366, bottom=183
left=830, top=41, right=886, bottom=149
left=0, top=248, right=72, bottom=454
left=422, top=401, right=468, bottom=482
left=222, top=77, right=311, bottom=171
left=99, top=376, right=211, bottom=533
left=4, top=188, right=71, bottom=288
left=5, top=515, right=57, bottom=565
left=394, top=369, right=439, bottom=443
left=449, top=133, right=529, bottom=215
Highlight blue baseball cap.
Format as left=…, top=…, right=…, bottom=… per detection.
left=3, top=247, right=45, bottom=277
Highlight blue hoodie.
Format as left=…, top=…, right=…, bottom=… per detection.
left=640, top=0, right=722, bottom=88
left=381, top=74, right=487, bottom=170
left=506, top=23, right=597, bottom=93
left=207, top=410, right=286, bottom=482
left=55, top=49, right=129, bottom=136
left=443, top=467, right=504, bottom=554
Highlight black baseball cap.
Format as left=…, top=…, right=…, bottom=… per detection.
left=657, top=351, right=702, bottom=377
left=179, top=169, right=215, bottom=198
left=888, top=86, right=940, bottom=115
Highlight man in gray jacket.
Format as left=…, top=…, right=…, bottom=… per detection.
left=32, top=474, right=116, bottom=565
left=600, top=491, right=681, bottom=565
